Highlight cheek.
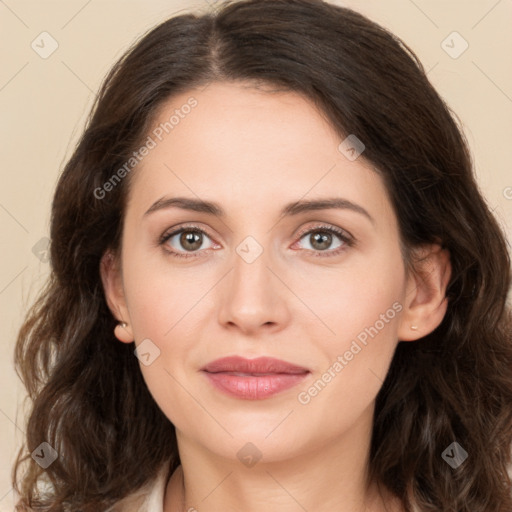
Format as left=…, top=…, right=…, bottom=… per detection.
left=301, top=246, right=405, bottom=387
left=300, top=247, right=404, bottom=342
left=121, top=256, right=202, bottom=424
left=328, top=275, right=402, bottom=340
left=123, top=249, right=208, bottom=338
left=294, top=273, right=403, bottom=434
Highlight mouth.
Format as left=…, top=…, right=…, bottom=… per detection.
left=201, top=356, right=310, bottom=400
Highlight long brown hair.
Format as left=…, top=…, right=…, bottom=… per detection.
left=12, top=0, right=512, bottom=510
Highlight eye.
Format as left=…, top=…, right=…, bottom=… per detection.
left=159, top=225, right=217, bottom=259
left=293, top=224, right=354, bottom=257
left=159, top=223, right=355, bottom=260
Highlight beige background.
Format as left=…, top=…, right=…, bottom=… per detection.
left=1, top=0, right=511, bottom=508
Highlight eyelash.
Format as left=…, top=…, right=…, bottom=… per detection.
left=158, top=223, right=355, bottom=259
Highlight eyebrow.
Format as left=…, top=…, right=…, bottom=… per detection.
left=143, top=196, right=375, bottom=224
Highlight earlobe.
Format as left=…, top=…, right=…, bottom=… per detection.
left=114, top=321, right=133, bottom=344
left=397, top=244, right=451, bottom=342
left=99, top=250, right=134, bottom=343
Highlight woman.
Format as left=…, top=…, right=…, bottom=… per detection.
left=12, top=0, right=512, bottom=511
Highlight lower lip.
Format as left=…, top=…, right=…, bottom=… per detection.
left=202, top=371, right=309, bottom=400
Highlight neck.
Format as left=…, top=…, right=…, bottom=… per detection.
left=163, top=406, right=402, bottom=512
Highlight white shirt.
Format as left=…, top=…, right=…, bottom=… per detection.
left=108, top=459, right=172, bottom=512
left=141, top=459, right=170, bottom=512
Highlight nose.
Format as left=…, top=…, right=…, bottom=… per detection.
left=217, top=242, right=291, bottom=335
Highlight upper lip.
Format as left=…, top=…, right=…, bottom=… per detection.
left=201, top=356, right=310, bottom=374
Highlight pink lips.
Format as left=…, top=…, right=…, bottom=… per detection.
left=201, top=356, right=310, bottom=400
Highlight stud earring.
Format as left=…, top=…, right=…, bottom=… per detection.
left=410, top=325, right=418, bottom=331
left=114, top=321, right=132, bottom=342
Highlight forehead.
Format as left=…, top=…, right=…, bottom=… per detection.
left=125, top=81, right=391, bottom=222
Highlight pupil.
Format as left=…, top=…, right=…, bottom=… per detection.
left=181, top=231, right=202, bottom=251
left=312, top=232, right=331, bottom=250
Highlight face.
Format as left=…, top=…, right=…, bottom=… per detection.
left=103, top=81, right=433, bottom=463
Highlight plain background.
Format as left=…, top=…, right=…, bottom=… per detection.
left=1, top=0, right=511, bottom=508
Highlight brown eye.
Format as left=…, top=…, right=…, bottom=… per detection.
left=160, top=226, right=216, bottom=258
left=294, top=224, right=354, bottom=258
left=306, top=231, right=335, bottom=251
left=177, top=230, right=204, bottom=251
left=298, top=228, right=347, bottom=251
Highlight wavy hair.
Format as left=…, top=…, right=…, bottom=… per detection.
left=12, top=0, right=512, bottom=510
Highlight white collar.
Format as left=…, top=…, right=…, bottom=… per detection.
left=142, top=459, right=171, bottom=511
left=110, top=459, right=172, bottom=512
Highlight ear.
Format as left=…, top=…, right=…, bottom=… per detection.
left=99, top=250, right=134, bottom=343
left=397, top=243, right=451, bottom=341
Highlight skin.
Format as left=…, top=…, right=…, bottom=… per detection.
left=101, top=81, right=451, bottom=512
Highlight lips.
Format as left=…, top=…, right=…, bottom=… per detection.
left=201, top=356, right=309, bottom=375
left=201, top=356, right=310, bottom=400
